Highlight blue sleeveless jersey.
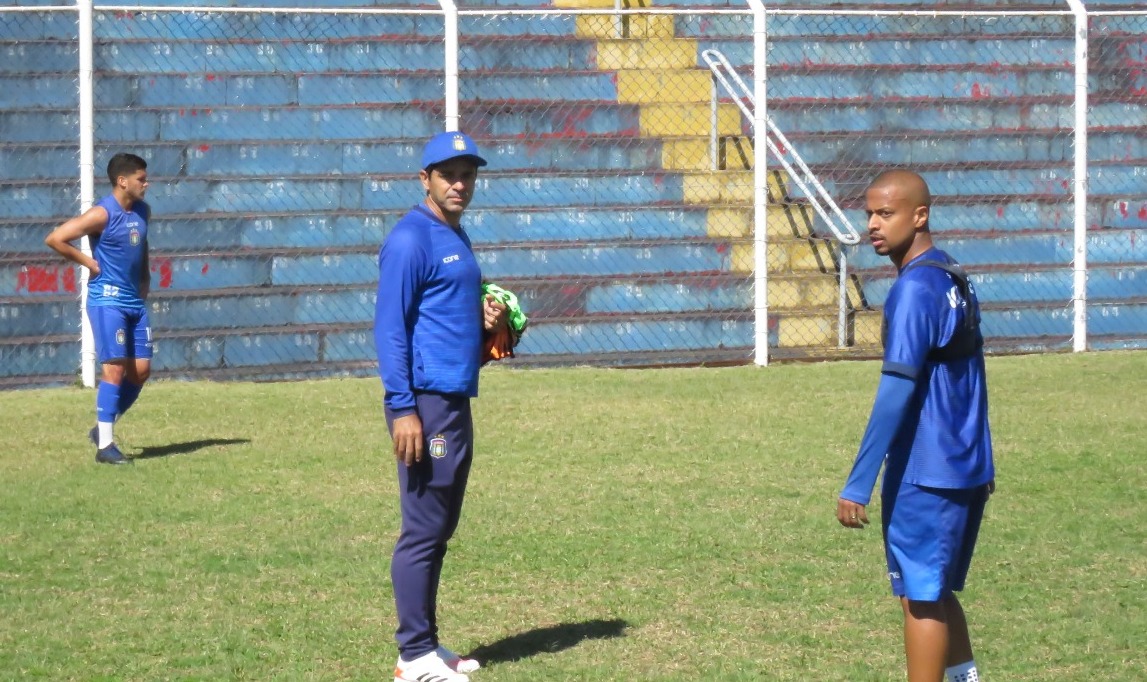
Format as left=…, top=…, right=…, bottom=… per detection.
left=881, top=248, right=994, bottom=490
left=87, top=195, right=149, bottom=309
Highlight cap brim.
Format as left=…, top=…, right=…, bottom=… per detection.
left=424, top=154, right=487, bottom=170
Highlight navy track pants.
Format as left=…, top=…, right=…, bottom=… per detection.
left=385, top=391, right=474, bottom=660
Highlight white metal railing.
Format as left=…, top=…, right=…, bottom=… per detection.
left=702, top=49, right=860, bottom=246
left=702, top=47, right=861, bottom=348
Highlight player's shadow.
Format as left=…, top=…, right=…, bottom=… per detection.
left=465, top=618, right=629, bottom=666
left=132, top=438, right=250, bottom=460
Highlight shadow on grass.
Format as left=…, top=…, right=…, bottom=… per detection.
left=132, top=438, right=250, bottom=460
left=466, top=618, right=629, bottom=666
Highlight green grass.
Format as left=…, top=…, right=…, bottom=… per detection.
left=1, top=352, right=1144, bottom=681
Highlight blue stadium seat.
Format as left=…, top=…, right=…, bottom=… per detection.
left=221, top=331, right=319, bottom=368
left=0, top=76, right=83, bottom=109
left=460, top=40, right=597, bottom=71
left=0, top=298, right=77, bottom=337
left=151, top=291, right=297, bottom=331
left=0, top=41, right=79, bottom=74
left=0, top=338, right=79, bottom=380
left=518, top=317, right=755, bottom=356
left=463, top=103, right=642, bottom=137
left=0, top=183, right=80, bottom=219
left=323, top=329, right=376, bottom=364
left=0, top=146, right=78, bottom=181
left=466, top=206, right=709, bottom=243
left=0, top=111, right=79, bottom=143
left=154, top=106, right=438, bottom=142
left=0, top=223, right=55, bottom=254
left=0, top=11, right=78, bottom=40
left=586, top=278, right=751, bottom=315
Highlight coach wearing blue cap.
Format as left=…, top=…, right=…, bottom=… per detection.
left=374, top=131, right=506, bottom=682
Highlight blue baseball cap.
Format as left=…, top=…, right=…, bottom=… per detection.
left=421, top=131, right=487, bottom=170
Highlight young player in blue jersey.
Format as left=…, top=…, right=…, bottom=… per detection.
left=837, top=170, right=995, bottom=682
left=375, top=132, right=509, bottom=682
left=45, top=153, right=153, bottom=466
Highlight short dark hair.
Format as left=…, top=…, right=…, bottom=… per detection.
left=106, top=153, right=147, bottom=185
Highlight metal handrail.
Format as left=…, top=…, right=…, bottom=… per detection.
left=702, top=48, right=860, bottom=246
left=702, top=48, right=860, bottom=348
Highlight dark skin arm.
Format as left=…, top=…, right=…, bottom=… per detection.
left=44, top=206, right=109, bottom=275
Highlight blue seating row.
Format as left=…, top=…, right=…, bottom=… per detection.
left=1, top=237, right=731, bottom=302
left=6, top=129, right=1143, bottom=186
left=847, top=228, right=1147, bottom=270
left=0, top=137, right=664, bottom=182
left=6, top=294, right=1147, bottom=378
left=11, top=35, right=1122, bottom=77
left=859, top=264, right=1147, bottom=307
left=6, top=195, right=1144, bottom=262
left=678, top=15, right=1074, bottom=40
left=0, top=72, right=618, bottom=109
left=0, top=11, right=445, bottom=42
left=13, top=165, right=1147, bottom=222
left=9, top=100, right=1138, bottom=149
left=1, top=69, right=1094, bottom=110
left=5, top=228, right=1145, bottom=311
left=451, top=0, right=1132, bottom=7
left=10, top=39, right=596, bottom=75
left=3, top=191, right=1145, bottom=251
left=0, top=11, right=586, bottom=42
left=711, top=37, right=1078, bottom=68
left=0, top=102, right=642, bottom=144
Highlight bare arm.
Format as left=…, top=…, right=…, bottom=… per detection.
left=44, top=206, right=109, bottom=276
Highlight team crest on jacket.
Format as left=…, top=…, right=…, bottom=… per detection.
left=129, top=228, right=141, bottom=246
left=429, top=434, right=447, bottom=459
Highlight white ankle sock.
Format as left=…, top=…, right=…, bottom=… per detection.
left=98, top=422, right=114, bottom=449
left=946, top=660, right=979, bottom=682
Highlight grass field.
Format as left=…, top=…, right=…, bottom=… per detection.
left=1, top=352, right=1144, bottom=681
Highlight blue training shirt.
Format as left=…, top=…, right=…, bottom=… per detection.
left=87, top=194, right=150, bottom=310
left=374, top=204, right=484, bottom=414
left=878, top=248, right=994, bottom=490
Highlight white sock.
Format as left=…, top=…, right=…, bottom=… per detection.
left=946, top=660, right=979, bottom=682
left=98, top=422, right=115, bottom=449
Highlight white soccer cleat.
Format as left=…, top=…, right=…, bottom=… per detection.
left=394, top=650, right=470, bottom=682
left=437, top=645, right=481, bottom=674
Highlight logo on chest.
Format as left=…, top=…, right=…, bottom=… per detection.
left=129, top=227, right=141, bottom=246
left=442, top=254, right=460, bottom=264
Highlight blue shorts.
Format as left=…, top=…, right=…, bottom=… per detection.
left=881, top=481, right=988, bottom=601
left=89, top=305, right=153, bottom=364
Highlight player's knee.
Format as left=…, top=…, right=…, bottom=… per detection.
left=905, top=598, right=947, bottom=622
left=133, top=364, right=152, bottom=384
left=101, top=362, right=127, bottom=384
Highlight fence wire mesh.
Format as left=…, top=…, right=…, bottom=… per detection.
left=1087, top=12, right=1147, bottom=351
left=1, top=5, right=1145, bottom=387
left=1, top=9, right=82, bottom=386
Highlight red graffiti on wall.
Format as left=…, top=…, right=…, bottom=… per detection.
left=16, top=265, right=77, bottom=294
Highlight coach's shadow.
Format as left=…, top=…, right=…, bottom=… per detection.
left=132, top=438, right=250, bottom=460
left=465, top=618, right=629, bottom=666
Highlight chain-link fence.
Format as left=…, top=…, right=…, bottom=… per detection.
left=1, top=8, right=82, bottom=387
left=1, top=3, right=1145, bottom=387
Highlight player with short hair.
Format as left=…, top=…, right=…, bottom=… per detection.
left=837, top=170, right=995, bottom=682
left=45, top=152, right=154, bottom=466
left=374, top=131, right=508, bottom=682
